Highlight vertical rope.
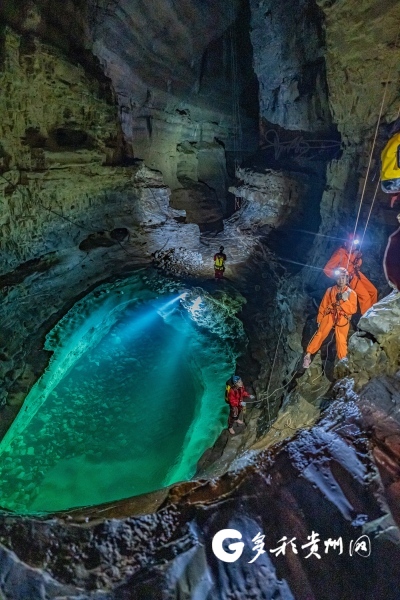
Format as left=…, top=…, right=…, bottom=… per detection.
left=346, top=87, right=390, bottom=268
left=264, top=322, right=284, bottom=425
left=347, top=26, right=400, bottom=266
left=360, top=178, right=381, bottom=248
left=229, top=0, right=242, bottom=176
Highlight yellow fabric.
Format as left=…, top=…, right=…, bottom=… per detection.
left=381, top=132, right=400, bottom=181
left=215, top=255, right=225, bottom=268
left=225, top=384, right=231, bottom=403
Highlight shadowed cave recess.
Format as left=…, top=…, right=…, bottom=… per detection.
left=0, top=0, right=400, bottom=598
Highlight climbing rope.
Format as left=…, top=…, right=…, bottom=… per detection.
left=261, top=370, right=299, bottom=403
left=262, top=321, right=284, bottom=425
left=360, top=177, right=381, bottom=248
left=309, top=335, right=334, bottom=384
left=348, top=82, right=389, bottom=261
left=347, top=26, right=400, bottom=264
left=250, top=28, right=400, bottom=426
left=229, top=0, right=242, bottom=175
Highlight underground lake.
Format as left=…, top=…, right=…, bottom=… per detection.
left=0, top=272, right=240, bottom=513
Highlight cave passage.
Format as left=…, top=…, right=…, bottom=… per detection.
left=0, top=274, right=236, bottom=513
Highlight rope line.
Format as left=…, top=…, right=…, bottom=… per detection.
left=263, top=322, right=284, bottom=425
left=347, top=90, right=389, bottom=268
left=229, top=0, right=242, bottom=174
left=360, top=177, right=381, bottom=248
left=347, top=26, right=400, bottom=266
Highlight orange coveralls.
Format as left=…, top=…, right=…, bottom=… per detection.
left=307, top=285, right=357, bottom=360
left=323, top=248, right=377, bottom=314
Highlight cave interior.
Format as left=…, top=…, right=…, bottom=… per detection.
left=0, top=0, right=400, bottom=598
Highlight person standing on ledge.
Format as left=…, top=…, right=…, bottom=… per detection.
left=323, top=233, right=377, bottom=315
left=303, top=268, right=357, bottom=369
left=214, top=246, right=227, bottom=281
left=225, top=375, right=254, bottom=435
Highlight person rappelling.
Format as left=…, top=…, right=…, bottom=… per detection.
left=323, top=233, right=377, bottom=315
left=214, top=246, right=227, bottom=281
left=303, top=268, right=357, bottom=369
left=225, top=375, right=254, bottom=435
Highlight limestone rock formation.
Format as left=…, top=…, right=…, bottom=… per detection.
left=89, top=0, right=259, bottom=183
left=249, top=0, right=332, bottom=134
left=1, top=1, right=400, bottom=598
left=346, top=291, right=400, bottom=388
left=229, top=167, right=306, bottom=229
left=316, top=0, right=400, bottom=143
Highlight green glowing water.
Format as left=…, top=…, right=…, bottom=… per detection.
left=0, top=297, right=234, bottom=513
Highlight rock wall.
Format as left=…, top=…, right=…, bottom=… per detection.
left=0, top=26, right=134, bottom=273
left=247, top=0, right=400, bottom=293
left=229, top=167, right=305, bottom=229
left=89, top=0, right=259, bottom=204
left=317, top=0, right=400, bottom=144
left=249, top=0, right=333, bottom=134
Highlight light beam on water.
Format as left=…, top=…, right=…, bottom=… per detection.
left=0, top=285, right=235, bottom=513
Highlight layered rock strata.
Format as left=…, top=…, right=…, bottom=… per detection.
left=0, top=26, right=128, bottom=272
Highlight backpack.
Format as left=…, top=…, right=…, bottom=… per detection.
left=215, top=254, right=225, bottom=268
left=381, top=132, right=400, bottom=183
left=225, top=378, right=232, bottom=403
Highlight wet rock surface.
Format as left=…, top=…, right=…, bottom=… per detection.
left=0, top=0, right=400, bottom=597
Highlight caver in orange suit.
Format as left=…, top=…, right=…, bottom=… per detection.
left=306, top=284, right=357, bottom=360
left=323, top=247, right=377, bottom=315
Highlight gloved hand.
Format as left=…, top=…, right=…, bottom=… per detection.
left=336, top=292, right=342, bottom=301
left=241, top=402, right=246, bottom=407
left=341, top=290, right=350, bottom=301
left=249, top=395, right=255, bottom=400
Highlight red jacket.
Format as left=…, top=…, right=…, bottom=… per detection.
left=227, top=386, right=250, bottom=409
